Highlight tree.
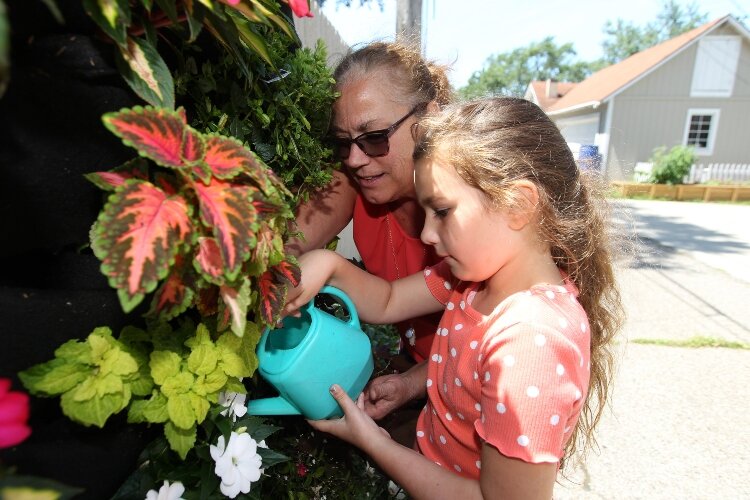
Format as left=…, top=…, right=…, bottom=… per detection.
left=601, top=0, right=708, bottom=64
left=459, top=37, right=597, bottom=98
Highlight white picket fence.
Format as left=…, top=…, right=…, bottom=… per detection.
left=633, top=162, right=750, bottom=184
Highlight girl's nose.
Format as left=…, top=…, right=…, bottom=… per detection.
left=420, top=219, right=438, bottom=247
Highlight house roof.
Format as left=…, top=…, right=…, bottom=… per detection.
left=546, top=15, right=732, bottom=115
left=527, top=81, right=577, bottom=110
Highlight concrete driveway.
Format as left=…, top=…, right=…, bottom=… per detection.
left=554, top=199, right=750, bottom=499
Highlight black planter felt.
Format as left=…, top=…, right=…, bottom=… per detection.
left=0, top=3, right=156, bottom=498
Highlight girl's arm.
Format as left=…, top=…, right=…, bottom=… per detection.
left=285, top=170, right=358, bottom=256
left=312, top=386, right=558, bottom=500
left=283, top=249, right=442, bottom=325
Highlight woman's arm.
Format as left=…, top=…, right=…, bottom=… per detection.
left=311, top=386, right=558, bottom=500
left=286, top=169, right=358, bottom=256
left=283, top=249, right=442, bottom=325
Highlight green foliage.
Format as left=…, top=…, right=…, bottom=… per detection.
left=20, top=319, right=261, bottom=459
left=601, top=0, right=708, bottom=64
left=174, top=32, right=339, bottom=201
left=648, top=145, right=696, bottom=184
left=460, top=37, right=599, bottom=98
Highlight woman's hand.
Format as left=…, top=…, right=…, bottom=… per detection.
left=362, top=374, right=414, bottom=420
left=308, top=385, right=390, bottom=452
left=364, top=360, right=428, bottom=419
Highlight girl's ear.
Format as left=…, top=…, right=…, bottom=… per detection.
left=508, top=180, right=540, bottom=231
left=426, top=100, right=441, bottom=113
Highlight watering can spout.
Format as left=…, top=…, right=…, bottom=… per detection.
left=247, top=396, right=301, bottom=416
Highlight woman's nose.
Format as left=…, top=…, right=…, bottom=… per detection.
left=343, top=142, right=370, bottom=170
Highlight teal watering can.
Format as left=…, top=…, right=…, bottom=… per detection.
left=247, top=286, right=374, bottom=420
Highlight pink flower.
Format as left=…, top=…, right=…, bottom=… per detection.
left=219, top=0, right=242, bottom=5
left=287, top=0, right=313, bottom=18
left=0, top=378, right=32, bottom=448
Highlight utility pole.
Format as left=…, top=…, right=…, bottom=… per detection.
left=396, top=0, right=423, bottom=49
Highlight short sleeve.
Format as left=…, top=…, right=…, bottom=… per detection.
left=474, top=322, right=589, bottom=464
left=424, top=259, right=456, bottom=305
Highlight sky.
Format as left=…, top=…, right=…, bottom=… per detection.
left=318, top=0, right=747, bottom=88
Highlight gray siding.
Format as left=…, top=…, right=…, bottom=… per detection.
left=294, top=2, right=350, bottom=68
left=606, top=24, right=750, bottom=181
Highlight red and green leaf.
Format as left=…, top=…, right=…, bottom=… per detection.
left=94, top=180, right=192, bottom=312
left=271, top=257, right=300, bottom=287
left=257, top=271, right=287, bottom=327
left=181, top=126, right=206, bottom=165
left=196, top=286, right=220, bottom=318
left=194, top=237, right=225, bottom=285
left=102, top=106, right=186, bottom=168
left=193, top=178, right=257, bottom=281
left=148, top=265, right=195, bottom=321
left=220, top=278, right=251, bottom=337
left=203, top=134, right=258, bottom=180
left=246, top=222, right=274, bottom=276
left=85, top=158, right=149, bottom=192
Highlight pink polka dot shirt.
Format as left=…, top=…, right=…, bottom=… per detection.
left=416, top=261, right=591, bottom=478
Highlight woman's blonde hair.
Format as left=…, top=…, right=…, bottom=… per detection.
left=333, top=40, right=453, bottom=108
left=414, top=96, right=624, bottom=465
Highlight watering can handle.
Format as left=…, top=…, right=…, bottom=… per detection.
left=306, top=285, right=360, bottom=329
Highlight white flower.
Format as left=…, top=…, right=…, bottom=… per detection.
left=145, top=480, right=185, bottom=500
left=218, top=391, right=248, bottom=421
left=210, top=431, right=263, bottom=498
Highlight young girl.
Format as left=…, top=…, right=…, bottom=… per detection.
left=283, top=97, right=623, bottom=499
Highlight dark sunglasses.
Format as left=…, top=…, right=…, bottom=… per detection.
left=330, top=103, right=427, bottom=160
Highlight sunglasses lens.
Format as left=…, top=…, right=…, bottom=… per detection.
left=359, top=133, right=389, bottom=157
left=331, top=139, right=352, bottom=160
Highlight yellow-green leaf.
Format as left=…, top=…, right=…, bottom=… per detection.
left=72, top=377, right=98, bottom=402
left=161, top=371, right=194, bottom=397
left=61, top=390, right=123, bottom=428
left=189, top=392, right=210, bottom=423
left=141, top=391, right=169, bottom=423
left=187, top=344, right=219, bottom=375
left=150, top=351, right=181, bottom=385
left=54, top=339, right=92, bottom=364
left=99, top=347, right=138, bottom=377
left=167, top=393, right=196, bottom=429
left=29, top=362, right=89, bottom=396
left=96, top=373, right=124, bottom=397
left=164, top=421, right=196, bottom=460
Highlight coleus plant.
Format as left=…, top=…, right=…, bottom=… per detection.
left=81, top=0, right=304, bottom=109
left=20, top=319, right=265, bottom=459
left=86, top=105, right=301, bottom=336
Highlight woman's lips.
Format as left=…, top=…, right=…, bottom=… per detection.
left=356, top=172, right=385, bottom=187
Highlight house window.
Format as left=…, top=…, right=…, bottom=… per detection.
left=690, top=36, right=741, bottom=97
left=683, top=109, right=719, bottom=155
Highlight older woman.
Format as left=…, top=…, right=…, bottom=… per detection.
left=290, top=41, right=453, bottom=369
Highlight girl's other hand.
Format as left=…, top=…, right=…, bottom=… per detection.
left=308, top=385, right=390, bottom=451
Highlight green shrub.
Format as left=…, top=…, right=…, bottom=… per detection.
left=648, top=145, right=696, bottom=184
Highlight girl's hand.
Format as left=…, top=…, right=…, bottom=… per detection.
left=281, top=250, right=338, bottom=318
left=308, top=384, right=390, bottom=451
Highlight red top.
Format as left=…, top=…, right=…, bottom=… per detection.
left=352, top=195, right=442, bottom=362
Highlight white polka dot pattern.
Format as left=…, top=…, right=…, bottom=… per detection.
left=415, top=260, right=590, bottom=479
